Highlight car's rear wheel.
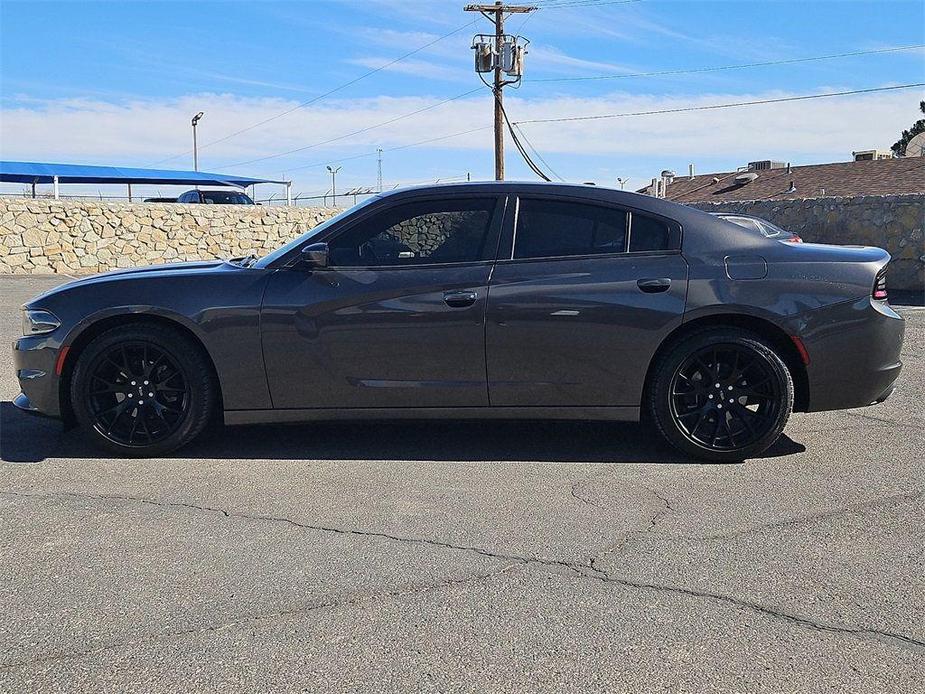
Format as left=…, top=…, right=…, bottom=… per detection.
left=648, top=328, right=793, bottom=462
left=70, top=323, right=217, bottom=456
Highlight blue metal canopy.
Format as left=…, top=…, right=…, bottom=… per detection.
left=0, top=161, right=285, bottom=188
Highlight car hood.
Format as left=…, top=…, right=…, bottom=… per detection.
left=24, top=259, right=235, bottom=307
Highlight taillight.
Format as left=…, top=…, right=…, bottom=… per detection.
left=872, top=269, right=888, bottom=301
left=786, top=235, right=803, bottom=243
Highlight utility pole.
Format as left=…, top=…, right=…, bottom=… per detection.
left=465, top=2, right=535, bottom=180
left=376, top=149, right=383, bottom=192
left=191, top=112, right=204, bottom=171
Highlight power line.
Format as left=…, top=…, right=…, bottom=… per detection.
left=529, top=44, right=925, bottom=83
left=148, top=18, right=480, bottom=167
left=513, top=122, right=565, bottom=180
left=226, top=86, right=488, bottom=168
left=514, top=83, right=925, bottom=124
left=534, top=0, right=642, bottom=8
left=496, top=97, right=552, bottom=181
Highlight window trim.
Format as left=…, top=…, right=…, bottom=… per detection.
left=501, top=194, right=681, bottom=263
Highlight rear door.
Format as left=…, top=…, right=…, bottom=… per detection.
left=261, top=195, right=504, bottom=409
left=486, top=195, right=688, bottom=407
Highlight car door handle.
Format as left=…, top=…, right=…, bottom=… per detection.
left=637, top=278, right=671, bottom=293
left=443, top=290, right=478, bottom=308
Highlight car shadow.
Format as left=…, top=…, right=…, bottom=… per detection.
left=0, top=401, right=805, bottom=465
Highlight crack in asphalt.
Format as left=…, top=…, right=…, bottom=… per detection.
left=696, top=489, right=923, bottom=541
left=569, top=477, right=603, bottom=510
left=0, top=490, right=592, bottom=579
left=585, top=571, right=925, bottom=653
left=588, top=485, right=674, bottom=572
left=2, top=488, right=923, bottom=664
left=844, top=410, right=921, bottom=429
left=0, top=562, right=521, bottom=672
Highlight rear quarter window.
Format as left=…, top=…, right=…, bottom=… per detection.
left=629, top=213, right=675, bottom=252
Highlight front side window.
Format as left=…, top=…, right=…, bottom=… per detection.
left=328, top=198, right=495, bottom=267
left=514, top=199, right=627, bottom=259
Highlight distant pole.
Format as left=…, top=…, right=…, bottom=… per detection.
left=127, top=183, right=133, bottom=202
left=616, top=177, right=627, bottom=190
left=377, top=149, right=383, bottom=192
left=53, top=175, right=60, bottom=200
left=191, top=111, right=204, bottom=171
left=326, top=165, right=341, bottom=206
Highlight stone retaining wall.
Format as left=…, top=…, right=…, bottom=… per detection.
left=688, top=193, right=924, bottom=290
left=0, top=197, right=340, bottom=275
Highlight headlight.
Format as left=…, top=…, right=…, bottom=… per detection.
left=22, top=309, right=61, bottom=336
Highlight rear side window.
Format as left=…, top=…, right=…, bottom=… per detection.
left=514, top=199, right=627, bottom=259
left=629, top=213, right=673, bottom=252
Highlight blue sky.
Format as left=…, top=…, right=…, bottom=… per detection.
left=1, top=0, right=923, bottom=199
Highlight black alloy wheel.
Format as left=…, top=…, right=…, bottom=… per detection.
left=670, top=344, right=783, bottom=451
left=649, top=328, right=793, bottom=462
left=85, top=342, right=191, bottom=447
left=71, top=323, right=217, bottom=455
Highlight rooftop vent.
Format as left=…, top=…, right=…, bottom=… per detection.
left=747, top=160, right=787, bottom=171
left=734, top=172, right=759, bottom=185
left=852, top=149, right=893, bottom=161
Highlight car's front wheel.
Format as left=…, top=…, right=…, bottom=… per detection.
left=70, top=323, right=217, bottom=456
left=648, top=328, right=793, bottom=462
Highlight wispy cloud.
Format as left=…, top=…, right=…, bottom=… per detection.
left=345, top=56, right=471, bottom=82
left=1, top=85, right=917, bottom=193
left=528, top=45, right=635, bottom=76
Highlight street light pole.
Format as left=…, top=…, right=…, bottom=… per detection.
left=326, top=165, right=341, bottom=206
left=191, top=112, right=204, bottom=171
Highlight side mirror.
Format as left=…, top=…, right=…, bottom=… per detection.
left=299, top=242, right=329, bottom=269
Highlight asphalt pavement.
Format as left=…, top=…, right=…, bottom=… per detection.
left=1, top=275, right=923, bottom=693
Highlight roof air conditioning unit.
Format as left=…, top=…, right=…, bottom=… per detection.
left=852, top=149, right=892, bottom=161
left=747, top=160, right=786, bottom=171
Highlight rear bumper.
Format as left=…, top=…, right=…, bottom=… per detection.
left=788, top=297, right=905, bottom=412
left=12, top=335, right=63, bottom=418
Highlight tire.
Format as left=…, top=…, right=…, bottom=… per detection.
left=648, top=327, right=793, bottom=462
left=70, top=323, right=217, bottom=456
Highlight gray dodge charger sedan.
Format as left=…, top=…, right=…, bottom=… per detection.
left=14, top=182, right=904, bottom=461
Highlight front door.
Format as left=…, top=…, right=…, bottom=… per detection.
left=261, top=196, right=503, bottom=409
left=486, top=196, right=688, bottom=407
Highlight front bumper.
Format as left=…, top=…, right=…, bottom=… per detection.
left=13, top=335, right=63, bottom=418
left=790, top=297, right=905, bottom=412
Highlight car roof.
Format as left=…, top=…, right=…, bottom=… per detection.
left=376, top=180, right=710, bottom=222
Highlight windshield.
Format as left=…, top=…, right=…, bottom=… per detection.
left=718, top=215, right=788, bottom=238
left=755, top=218, right=788, bottom=237
left=201, top=191, right=254, bottom=204
left=253, top=195, right=382, bottom=268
